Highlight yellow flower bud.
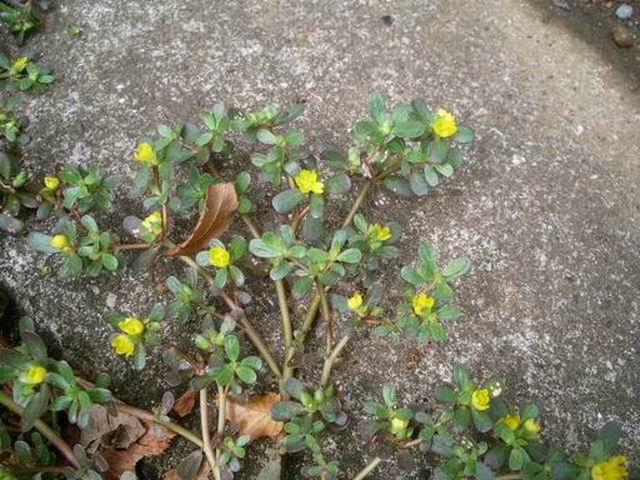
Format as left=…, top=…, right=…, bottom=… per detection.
left=390, top=417, right=409, bottom=434
left=117, top=317, right=145, bottom=335
left=502, top=414, right=521, bottom=431
left=50, top=234, right=71, bottom=251
left=471, top=388, right=491, bottom=411
left=524, top=418, right=540, bottom=434
left=134, top=142, right=158, bottom=165
left=44, top=176, right=60, bottom=190
left=21, top=365, right=47, bottom=385
left=141, top=210, right=163, bottom=237
left=347, top=292, right=364, bottom=311
left=370, top=223, right=392, bottom=242
left=412, top=293, right=435, bottom=316
left=294, top=169, right=324, bottom=195
left=12, top=57, right=29, bottom=73
left=591, top=455, right=628, bottom=480
left=111, top=334, right=136, bottom=357
left=432, top=109, right=458, bottom=138
left=209, top=246, right=230, bottom=268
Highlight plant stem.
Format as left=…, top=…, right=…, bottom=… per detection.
left=320, top=335, right=350, bottom=388
left=352, top=457, right=381, bottom=480
left=200, top=389, right=219, bottom=480
left=112, top=242, right=151, bottom=252
left=241, top=214, right=260, bottom=240
left=0, top=391, right=81, bottom=470
left=495, top=475, right=522, bottom=480
left=178, top=255, right=282, bottom=380
left=275, top=278, right=294, bottom=388
left=115, top=403, right=204, bottom=448
left=341, top=180, right=373, bottom=228
left=317, top=283, right=333, bottom=355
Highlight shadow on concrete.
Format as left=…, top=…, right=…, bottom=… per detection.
left=526, top=0, right=640, bottom=86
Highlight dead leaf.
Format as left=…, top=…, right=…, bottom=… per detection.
left=164, top=454, right=210, bottom=480
left=81, top=404, right=146, bottom=452
left=221, top=392, right=283, bottom=440
left=166, top=183, right=239, bottom=256
left=173, top=388, right=198, bottom=417
left=101, top=420, right=176, bottom=479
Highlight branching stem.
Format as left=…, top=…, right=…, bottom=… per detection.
left=351, top=457, right=381, bottom=480
left=200, top=389, right=219, bottom=479
left=320, top=335, right=350, bottom=388
left=317, top=283, right=333, bottom=354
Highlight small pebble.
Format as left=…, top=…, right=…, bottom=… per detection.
left=552, top=0, right=570, bottom=10
left=380, top=15, right=394, bottom=26
left=612, top=25, right=634, bottom=47
left=616, top=4, right=633, bottom=20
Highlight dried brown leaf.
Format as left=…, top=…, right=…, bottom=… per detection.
left=81, top=404, right=146, bottom=452
left=221, top=392, right=283, bottom=440
left=166, top=183, right=239, bottom=256
left=173, top=388, right=198, bottom=417
left=101, top=420, right=176, bottom=479
left=163, top=456, right=210, bottom=480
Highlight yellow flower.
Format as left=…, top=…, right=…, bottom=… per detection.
left=134, top=142, right=158, bottom=165
left=294, top=169, right=324, bottom=195
left=21, top=365, right=47, bottom=385
left=347, top=292, right=364, bottom=311
left=117, top=317, right=145, bottom=335
left=111, top=334, right=136, bottom=357
left=12, top=57, right=29, bottom=73
left=141, top=210, right=163, bottom=236
left=412, top=293, right=435, bottom=316
left=524, top=418, right=540, bottom=434
left=209, top=246, right=230, bottom=268
left=44, top=176, right=60, bottom=190
left=592, top=456, right=629, bottom=480
left=370, top=223, right=392, bottom=242
left=390, top=417, right=409, bottom=434
left=50, top=234, right=72, bottom=253
left=471, top=388, right=491, bottom=411
left=432, top=109, right=458, bottom=138
left=502, top=414, right=521, bottom=431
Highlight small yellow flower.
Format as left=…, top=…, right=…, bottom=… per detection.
left=44, top=176, right=60, bottom=190
left=111, top=334, right=136, bottom=357
left=21, top=365, right=47, bottom=385
left=141, top=210, right=163, bottom=236
left=294, top=169, right=324, bottom=195
left=50, top=234, right=72, bottom=253
left=502, top=414, right=521, bottom=431
left=209, top=246, right=230, bottom=268
left=370, top=223, right=392, bottom=242
left=432, top=109, right=458, bottom=138
left=134, top=142, right=158, bottom=165
left=591, top=456, right=629, bottom=480
left=347, top=292, right=364, bottom=311
left=12, top=57, right=29, bottom=73
left=471, top=388, right=491, bottom=411
left=524, top=418, right=540, bottom=434
left=117, top=317, right=145, bottom=335
left=412, top=293, right=435, bottom=316
left=390, top=417, right=409, bottom=434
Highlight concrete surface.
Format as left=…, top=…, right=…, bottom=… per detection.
left=1, top=0, right=639, bottom=478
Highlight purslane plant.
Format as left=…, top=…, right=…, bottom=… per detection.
left=0, top=91, right=631, bottom=480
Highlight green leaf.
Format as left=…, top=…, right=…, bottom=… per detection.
left=437, top=306, right=461, bottom=321
left=307, top=248, right=329, bottom=263
left=22, top=332, right=47, bottom=360
left=292, top=276, right=314, bottom=299
left=102, top=253, right=119, bottom=271
left=435, top=163, right=454, bottom=178
left=475, top=462, right=495, bottom=480
left=382, top=384, right=396, bottom=406
left=271, top=401, right=306, bottom=421
left=26, top=232, right=57, bottom=253
left=214, top=268, right=228, bottom=289
left=272, top=188, right=304, bottom=214
left=224, top=335, right=240, bottom=362
left=368, top=92, right=386, bottom=123
left=410, top=170, right=429, bottom=196
left=336, top=248, right=361, bottom=264
left=424, top=165, right=439, bottom=187
left=237, top=366, right=257, bottom=384
left=257, top=129, right=278, bottom=145
left=435, top=386, right=456, bottom=404
left=453, top=364, right=470, bottom=387
left=508, top=448, right=527, bottom=471
left=325, top=173, right=351, bottom=194
left=250, top=239, right=282, bottom=258
left=454, top=126, right=475, bottom=144
left=229, top=265, right=245, bottom=286
left=472, top=409, right=494, bottom=433
left=442, top=257, right=471, bottom=281
left=21, top=388, right=49, bottom=431
left=393, top=121, right=425, bottom=139
left=401, top=266, right=424, bottom=286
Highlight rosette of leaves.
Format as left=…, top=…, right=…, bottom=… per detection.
left=27, top=217, right=85, bottom=277
left=59, top=164, right=118, bottom=213
left=191, top=334, right=262, bottom=395
left=165, top=273, right=206, bottom=321
left=195, top=236, right=248, bottom=289
left=251, top=124, right=309, bottom=187
left=73, top=215, right=120, bottom=275
left=0, top=95, right=29, bottom=145
left=194, top=103, right=234, bottom=155
left=234, top=170, right=255, bottom=215
left=0, top=54, right=54, bottom=92
left=0, top=1, right=39, bottom=44
left=346, top=213, right=400, bottom=285
left=219, top=434, right=251, bottom=476
left=350, top=92, right=474, bottom=197
left=361, top=384, right=415, bottom=442
left=379, top=243, right=470, bottom=342
left=2, top=432, right=57, bottom=475
left=434, top=365, right=502, bottom=435
left=169, top=164, right=217, bottom=212
left=434, top=437, right=493, bottom=480
left=232, top=103, right=305, bottom=139
left=0, top=148, right=40, bottom=234
left=250, top=227, right=362, bottom=299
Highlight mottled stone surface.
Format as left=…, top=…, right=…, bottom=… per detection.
left=1, top=0, right=639, bottom=478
